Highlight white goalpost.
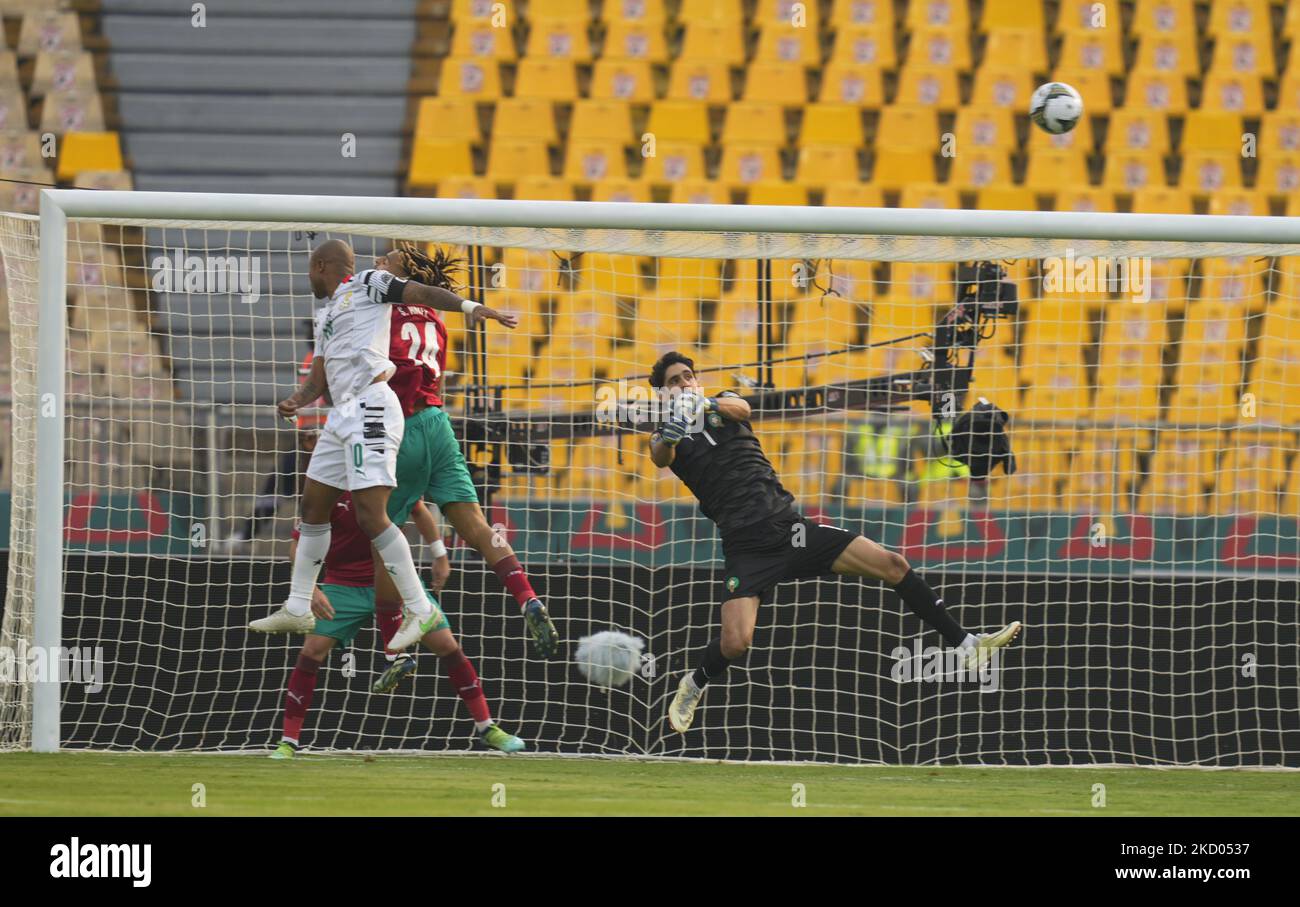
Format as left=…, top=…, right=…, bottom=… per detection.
left=2, top=188, right=1299, bottom=765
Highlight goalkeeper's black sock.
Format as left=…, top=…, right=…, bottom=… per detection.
left=690, top=637, right=732, bottom=689
left=892, top=569, right=969, bottom=647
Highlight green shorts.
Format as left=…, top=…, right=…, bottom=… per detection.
left=387, top=406, right=479, bottom=526
left=312, top=583, right=450, bottom=648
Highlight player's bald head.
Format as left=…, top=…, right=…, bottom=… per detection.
left=307, top=239, right=355, bottom=298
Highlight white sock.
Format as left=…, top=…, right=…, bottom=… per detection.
left=475, top=719, right=493, bottom=733
left=372, top=523, right=432, bottom=617
left=287, top=522, right=330, bottom=616
left=959, top=633, right=978, bottom=649
left=684, top=673, right=701, bottom=693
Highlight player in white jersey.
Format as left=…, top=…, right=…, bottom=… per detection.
left=249, top=240, right=517, bottom=650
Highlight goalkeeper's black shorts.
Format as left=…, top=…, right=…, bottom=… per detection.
left=718, top=514, right=857, bottom=604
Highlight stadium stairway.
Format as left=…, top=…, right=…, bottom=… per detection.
left=100, top=0, right=418, bottom=197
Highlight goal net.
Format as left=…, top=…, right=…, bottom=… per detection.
left=1, top=193, right=1298, bottom=766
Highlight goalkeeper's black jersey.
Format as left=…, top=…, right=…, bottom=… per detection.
left=662, top=393, right=797, bottom=537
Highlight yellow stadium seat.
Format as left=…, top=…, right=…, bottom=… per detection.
left=1056, top=0, right=1110, bottom=33
left=486, top=138, right=550, bottom=180
left=1058, top=28, right=1124, bottom=75
left=1199, top=72, right=1263, bottom=115
left=795, top=145, right=861, bottom=184
left=800, top=104, right=864, bottom=146
left=975, top=185, right=1037, bottom=210
left=451, top=21, right=517, bottom=60
left=982, top=28, right=1049, bottom=74
left=1276, top=74, right=1300, bottom=117
left=1256, top=154, right=1300, bottom=197
left=719, top=144, right=783, bottom=185
left=439, top=57, right=502, bottom=98
left=492, top=97, right=557, bottom=142
left=981, top=0, right=1042, bottom=30
left=590, top=59, right=655, bottom=101
left=666, top=59, right=732, bottom=103
left=1026, top=111, right=1094, bottom=153
left=1102, top=150, right=1167, bottom=191
left=55, top=132, right=122, bottom=181
left=583, top=253, right=645, bottom=298
left=647, top=101, right=711, bottom=144
left=642, top=141, right=708, bottom=182
left=1182, top=111, right=1244, bottom=153
left=654, top=257, right=723, bottom=302
left=408, top=139, right=474, bottom=187
left=884, top=262, right=953, bottom=308
left=876, top=105, right=940, bottom=150
left=829, top=24, right=897, bottom=67
left=823, top=183, right=885, bottom=207
left=755, top=24, right=820, bottom=64
left=564, top=140, right=628, bottom=182
left=905, top=0, right=970, bottom=31
left=679, top=22, right=745, bottom=64
left=1207, top=0, right=1270, bottom=37
left=1053, top=188, right=1115, bottom=211
left=569, top=99, right=634, bottom=143
left=908, top=25, right=972, bottom=70
left=752, top=0, right=820, bottom=27
left=436, top=175, right=496, bottom=199
left=680, top=0, right=743, bottom=20
left=605, top=0, right=666, bottom=23
left=1207, top=188, right=1268, bottom=216
left=16, top=11, right=80, bottom=55
left=29, top=50, right=94, bottom=98
left=1139, top=430, right=1220, bottom=514
left=1270, top=261, right=1300, bottom=302
left=1210, top=35, right=1275, bottom=76
left=873, top=147, right=936, bottom=187
left=818, top=63, right=885, bottom=105
left=1133, top=32, right=1200, bottom=76
left=513, top=175, right=576, bottom=200
left=1023, top=149, right=1088, bottom=191
left=1104, top=110, right=1171, bottom=153
left=526, top=18, right=592, bottom=62
left=1179, top=150, right=1241, bottom=192
left=1213, top=431, right=1290, bottom=514
left=1166, top=359, right=1241, bottom=426
left=830, top=0, right=894, bottom=28
left=1052, top=68, right=1112, bottom=113
left=1261, top=112, right=1300, bottom=153
left=952, top=105, right=1016, bottom=151
left=746, top=182, right=810, bottom=205
left=513, top=58, right=578, bottom=100
left=969, top=64, right=1034, bottom=109
left=1181, top=300, right=1248, bottom=362
left=721, top=102, right=787, bottom=146
left=1022, top=368, right=1090, bottom=419
left=992, top=429, right=1073, bottom=512
left=451, top=0, right=497, bottom=19
left=1100, top=302, right=1167, bottom=369
left=948, top=148, right=1010, bottom=188
left=1131, top=186, right=1193, bottom=213
left=1132, top=0, right=1196, bottom=38
left=1060, top=430, right=1145, bottom=514
left=1021, top=299, right=1091, bottom=345
left=898, top=183, right=960, bottom=208
left=1126, top=69, right=1189, bottom=114
left=894, top=65, right=960, bottom=109
left=415, top=96, right=479, bottom=139
left=39, top=89, right=104, bottom=133
left=589, top=178, right=651, bottom=202
left=743, top=62, right=811, bottom=105
left=601, top=21, right=668, bottom=63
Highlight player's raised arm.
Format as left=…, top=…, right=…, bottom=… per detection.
left=399, top=279, right=519, bottom=330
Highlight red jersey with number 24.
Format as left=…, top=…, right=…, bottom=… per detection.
left=387, top=303, right=447, bottom=415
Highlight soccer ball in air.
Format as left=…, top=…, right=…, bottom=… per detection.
left=575, top=631, right=645, bottom=689
left=1029, top=82, right=1084, bottom=135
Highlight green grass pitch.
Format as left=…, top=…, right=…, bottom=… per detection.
left=1, top=753, right=1297, bottom=816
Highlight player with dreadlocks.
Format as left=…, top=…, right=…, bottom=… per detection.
left=363, top=242, right=559, bottom=690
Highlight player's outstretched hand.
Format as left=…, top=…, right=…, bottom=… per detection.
left=660, top=415, right=690, bottom=446
left=469, top=305, right=519, bottom=330
left=310, top=587, right=335, bottom=620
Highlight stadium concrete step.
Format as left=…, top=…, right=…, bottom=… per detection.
left=108, top=53, right=413, bottom=94
left=102, top=15, right=416, bottom=55
left=127, top=133, right=403, bottom=174
left=118, top=95, right=409, bottom=136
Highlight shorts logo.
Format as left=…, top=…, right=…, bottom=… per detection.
left=707, top=413, right=723, bottom=427
left=726, top=576, right=739, bottom=592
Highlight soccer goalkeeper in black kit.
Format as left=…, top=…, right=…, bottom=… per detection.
left=646, top=351, right=1021, bottom=733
